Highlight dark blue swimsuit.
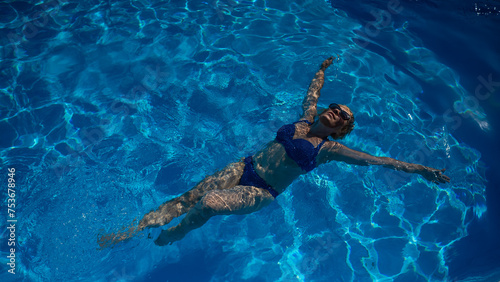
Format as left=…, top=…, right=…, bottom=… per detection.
left=276, top=120, right=327, bottom=172
left=239, top=120, right=327, bottom=198
left=239, top=156, right=279, bottom=198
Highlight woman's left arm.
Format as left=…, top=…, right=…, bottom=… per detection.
left=301, top=57, right=335, bottom=122
left=319, top=142, right=451, bottom=184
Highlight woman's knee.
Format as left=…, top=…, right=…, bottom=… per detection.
left=189, top=161, right=245, bottom=196
left=199, top=187, right=273, bottom=216
left=199, top=190, right=234, bottom=215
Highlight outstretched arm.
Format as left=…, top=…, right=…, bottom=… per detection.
left=301, top=56, right=337, bottom=122
left=319, top=142, right=451, bottom=184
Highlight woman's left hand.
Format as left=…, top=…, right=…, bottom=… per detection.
left=420, top=167, right=451, bottom=184
left=320, top=55, right=338, bottom=70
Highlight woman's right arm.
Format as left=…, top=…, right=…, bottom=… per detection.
left=300, top=56, right=336, bottom=122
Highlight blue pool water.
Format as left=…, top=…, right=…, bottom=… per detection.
left=0, top=0, right=499, bottom=281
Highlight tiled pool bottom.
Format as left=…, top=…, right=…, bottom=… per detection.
left=0, top=0, right=488, bottom=280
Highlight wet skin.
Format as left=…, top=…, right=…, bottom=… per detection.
left=97, top=57, right=450, bottom=248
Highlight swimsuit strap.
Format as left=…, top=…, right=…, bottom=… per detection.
left=317, top=138, right=327, bottom=149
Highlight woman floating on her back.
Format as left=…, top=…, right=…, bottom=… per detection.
left=98, top=56, right=450, bottom=247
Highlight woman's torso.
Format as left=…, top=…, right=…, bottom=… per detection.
left=252, top=121, right=328, bottom=193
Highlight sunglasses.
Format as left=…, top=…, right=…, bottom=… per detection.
left=329, top=103, right=351, bottom=120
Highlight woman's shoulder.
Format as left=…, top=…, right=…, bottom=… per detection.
left=316, top=141, right=343, bottom=165
left=320, top=140, right=342, bottom=151
left=298, top=115, right=315, bottom=124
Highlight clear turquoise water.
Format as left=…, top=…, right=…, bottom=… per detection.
left=0, top=0, right=493, bottom=281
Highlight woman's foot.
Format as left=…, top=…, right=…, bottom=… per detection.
left=154, top=226, right=186, bottom=246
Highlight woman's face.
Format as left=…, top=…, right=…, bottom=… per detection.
left=319, top=104, right=352, bottom=130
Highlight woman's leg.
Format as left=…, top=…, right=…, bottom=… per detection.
left=98, top=160, right=245, bottom=248
left=138, top=160, right=245, bottom=230
left=155, top=186, right=275, bottom=246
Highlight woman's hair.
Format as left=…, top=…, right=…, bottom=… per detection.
left=318, top=107, right=355, bottom=140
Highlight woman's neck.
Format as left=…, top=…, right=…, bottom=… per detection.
left=308, top=120, right=334, bottom=139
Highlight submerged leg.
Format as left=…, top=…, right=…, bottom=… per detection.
left=155, top=186, right=274, bottom=246
left=98, top=161, right=245, bottom=249
left=138, top=160, right=245, bottom=230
